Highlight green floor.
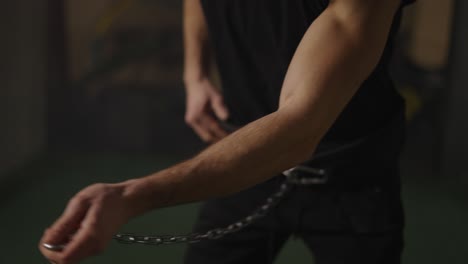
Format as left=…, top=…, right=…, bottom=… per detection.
left=0, top=151, right=466, bottom=263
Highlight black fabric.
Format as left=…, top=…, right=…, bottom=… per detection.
left=185, top=1, right=409, bottom=263
left=185, top=109, right=406, bottom=263
left=402, top=0, right=417, bottom=5
left=185, top=169, right=404, bottom=264
left=200, top=0, right=407, bottom=146
left=300, top=108, right=406, bottom=187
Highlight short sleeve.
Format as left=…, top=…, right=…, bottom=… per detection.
left=402, top=0, right=416, bottom=6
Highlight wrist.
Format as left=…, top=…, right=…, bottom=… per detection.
left=119, top=178, right=163, bottom=218
left=119, top=160, right=202, bottom=217
left=183, top=69, right=209, bottom=85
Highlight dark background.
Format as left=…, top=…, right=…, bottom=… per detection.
left=1, top=0, right=466, bottom=263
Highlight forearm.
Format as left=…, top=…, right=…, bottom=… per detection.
left=183, top=0, right=211, bottom=83
left=122, top=0, right=401, bottom=217
left=121, top=109, right=313, bottom=216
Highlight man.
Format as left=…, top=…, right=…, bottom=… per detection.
left=39, top=0, right=412, bottom=263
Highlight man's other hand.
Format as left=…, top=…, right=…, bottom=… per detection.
left=185, top=78, right=230, bottom=143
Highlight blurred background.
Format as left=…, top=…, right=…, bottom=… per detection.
left=0, top=0, right=466, bottom=263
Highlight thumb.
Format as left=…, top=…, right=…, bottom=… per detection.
left=210, top=94, right=229, bottom=121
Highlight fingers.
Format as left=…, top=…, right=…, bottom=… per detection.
left=39, top=202, right=108, bottom=264
left=57, top=205, right=109, bottom=263
left=39, top=196, right=91, bottom=264
left=185, top=98, right=228, bottom=143
left=39, top=221, right=102, bottom=264
left=201, top=115, right=229, bottom=140
left=188, top=115, right=228, bottom=143
left=184, top=81, right=230, bottom=143
left=190, top=122, right=214, bottom=142
left=210, top=94, right=229, bottom=121
left=44, top=196, right=90, bottom=245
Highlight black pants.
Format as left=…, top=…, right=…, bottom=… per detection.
left=184, top=170, right=404, bottom=264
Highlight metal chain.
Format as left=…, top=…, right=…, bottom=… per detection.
left=113, top=178, right=294, bottom=246
left=40, top=167, right=327, bottom=252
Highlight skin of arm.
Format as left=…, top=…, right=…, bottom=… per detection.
left=123, top=0, right=402, bottom=214
left=183, top=0, right=230, bottom=142
left=39, top=0, right=401, bottom=263
left=183, top=0, right=210, bottom=83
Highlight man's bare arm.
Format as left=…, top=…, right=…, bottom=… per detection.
left=183, top=0, right=210, bottom=83
left=39, top=1, right=402, bottom=262
left=123, top=0, right=402, bottom=216
left=183, top=0, right=229, bottom=142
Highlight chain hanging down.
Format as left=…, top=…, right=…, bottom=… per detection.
left=113, top=178, right=293, bottom=246
left=42, top=168, right=326, bottom=252
left=113, top=167, right=327, bottom=246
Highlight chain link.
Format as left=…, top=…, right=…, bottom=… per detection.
left=113, top=179, right=294, bottom=246
left=113, top=168, right=327, bottom=246
left=39, top=168, right=326, bottom=252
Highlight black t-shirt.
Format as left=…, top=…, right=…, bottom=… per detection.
left=201, top=0, right=411, bottom=148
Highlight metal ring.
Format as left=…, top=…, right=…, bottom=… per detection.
left=43, top=243, right=65, bottom=252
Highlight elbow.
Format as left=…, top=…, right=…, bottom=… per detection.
left=294, top=144, right=319, bottom=166
left=274, top=107, right=323, bottom=166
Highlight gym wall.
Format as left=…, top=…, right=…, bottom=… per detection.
left=0, top=0, right=48, bottom=178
